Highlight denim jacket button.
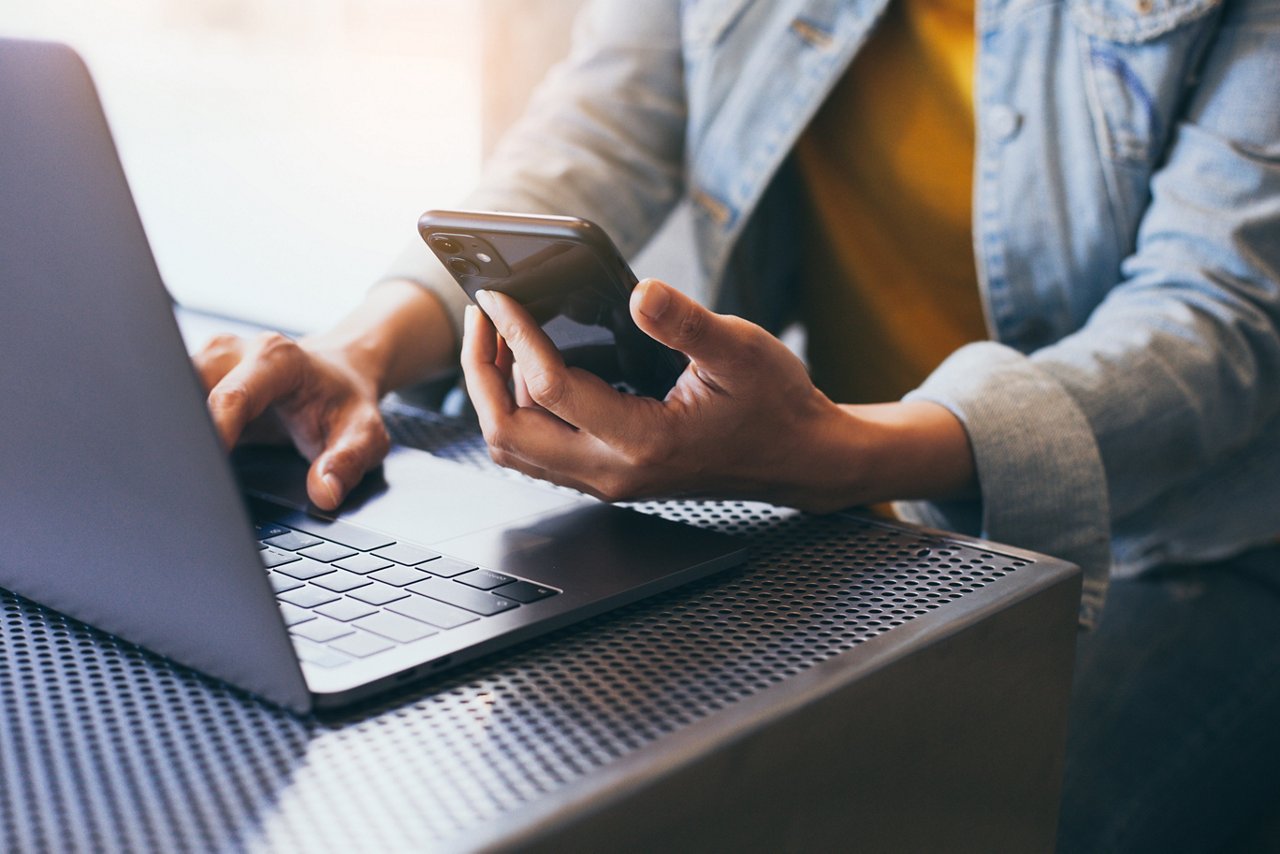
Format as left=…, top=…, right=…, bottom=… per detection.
left=987, top=104, right=1023, bottom=142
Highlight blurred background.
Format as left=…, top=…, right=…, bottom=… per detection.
left=0, top=0, right=704, bottom=339
left=0, top=0, right=488, bottom=331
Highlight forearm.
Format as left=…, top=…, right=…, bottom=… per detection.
left=302, top=279, right=458, bottom=397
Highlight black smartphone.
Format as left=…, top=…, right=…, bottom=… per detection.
left=418, top=209, right=687, bottom=398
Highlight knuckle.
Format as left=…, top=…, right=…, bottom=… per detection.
left=498, top=321, right=528, bottom=351
left=208, top=383, right=250, bottom=412
left=674, top=306, right=707, bottom=347
left=524, top=368, right=568, bottom=409
left=367, top=421, right=392, bottom=457
left=202, top=333, right=243, bottom=358
left=486, top=425, right=514, bottom=456
left=344, top=416, right=391, bottom=464
left=717, top=316, right=768, bottom=366
left=325, top=445, right=363, bottom=474
left=254, top=331, right=298, bottom=363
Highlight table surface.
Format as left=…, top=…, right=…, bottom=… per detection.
left=0, top=403, right=1064, bottom=852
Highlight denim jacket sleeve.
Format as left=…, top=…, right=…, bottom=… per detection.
left=382, top=0, right=687, bottom=340
left=898, top=0, right=1280, bottom=626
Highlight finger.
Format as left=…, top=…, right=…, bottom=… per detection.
left=495, top=331, right=515, bottom=377
left=481, top=404, right=627, bottom=499
left=304, top=411, right=391, bottom=511
left=480, top=428, right=609, bottom=498
left=462, top=306, right=620, bottom=481
left=191, top=333, right=247, bottom=394
left=461, top=304, right=519, bottom=433
left=475, top=289, right=656, bottom=442
left=204, top=332, right=305, bottom=449
left=630, top=278, right=760, bottom=385
left=511, top=361, right=536, bottom=409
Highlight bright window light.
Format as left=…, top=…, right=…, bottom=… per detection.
left=1, top=0, right=481, bottom=331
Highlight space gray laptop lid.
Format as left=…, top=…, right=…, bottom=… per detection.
left=1, top=39, right=748, bottom=714
left=0, top=39, right=312, bottom=711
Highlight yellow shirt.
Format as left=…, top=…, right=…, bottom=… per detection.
left=796, top=0, right=987, bottom=404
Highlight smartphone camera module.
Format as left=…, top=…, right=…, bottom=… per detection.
left=425, top=228, right=511, bottom=280
left=447, top=257, right=480, bottom=276
left=430, top=235, right=463, bottom=254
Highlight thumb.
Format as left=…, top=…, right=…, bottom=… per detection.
left=630, top=278, right=751, bottom=372
left=304, top=417, right=391, bottom=511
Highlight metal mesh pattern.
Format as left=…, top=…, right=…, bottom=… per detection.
left=1, top=406, right=1031, bottom=853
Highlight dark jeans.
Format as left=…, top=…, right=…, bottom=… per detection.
left=1056, top=544, right=1280, bottom=853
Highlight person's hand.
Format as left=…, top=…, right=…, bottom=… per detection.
left=192, top=332, right=391, bottom=512
left=461, top=279, right=872, bottom=511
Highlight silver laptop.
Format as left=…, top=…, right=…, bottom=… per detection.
left=0, top=38, right=747, bottom=713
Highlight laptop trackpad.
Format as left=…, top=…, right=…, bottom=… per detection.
left=234, top=444, right=587, bottom=544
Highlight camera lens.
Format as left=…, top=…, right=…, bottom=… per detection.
left=431, top=235, right=462, bottom=254
left=448, top=257, right=479, bottom=276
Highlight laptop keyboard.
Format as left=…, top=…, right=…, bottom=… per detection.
left=252, top=516, right=559, bottom=670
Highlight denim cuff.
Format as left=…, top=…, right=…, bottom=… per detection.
left=894, top=341, right=1113, bottom=627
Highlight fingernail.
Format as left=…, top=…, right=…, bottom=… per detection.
left=322, top=473, right=342, bottom=507
left=636, top=279, right=669, bottom=320
left=474, top=289, right=495, bottom=311
left=464, top=303, right=476, bottom=332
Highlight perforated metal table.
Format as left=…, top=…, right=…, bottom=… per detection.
left=0, top=404, right=1080, bottom=853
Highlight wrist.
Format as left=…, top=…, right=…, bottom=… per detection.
left=786, top=400, right=976, bottom=512
left=302, top=279, right=457, bottom=398
left=844, top=401, right=977, bottom=505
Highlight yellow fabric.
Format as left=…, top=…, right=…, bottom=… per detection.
left=795, top=0, right=987, bottom=404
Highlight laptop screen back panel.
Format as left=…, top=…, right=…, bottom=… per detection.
left=0, top=40, right=310, bottom=712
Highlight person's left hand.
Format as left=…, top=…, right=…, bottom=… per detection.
left=460, top=279, right=866, bottom=511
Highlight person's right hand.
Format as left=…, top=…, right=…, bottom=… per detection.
left=192, top=332, right=391, bottom=511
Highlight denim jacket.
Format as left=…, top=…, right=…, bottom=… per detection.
left=388, top=0, right=1280, bottom=624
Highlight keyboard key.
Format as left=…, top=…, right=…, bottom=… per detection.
left=268, top=572, right=304, bottom=594
left=495, top=580, right=560, bottom=603
left=315, top=598, right=378, bottom=622
left=278, top=585, right=340, bottom=609
left=421, top=557, right=478, bottom=578
left=275, top=557, right=336, bottom=581
left=291, top=616, right=355, bottom=643
left=292, top=637, right=353, bottom=668
left=312, top=571, right=372, bottom=594
left=370, top=564, right=430, bottom=587
left=328, top=630, right=395, bottom=658
left=264, top=531, right=324, bottom=551
left=254, top=522, right=292, bottom=540
left=355, top=611, right=438, bottom=643
left=260, top=547, right=301, bottom=569
left=408, top=577, right=519, bottom=616
left=347, top=582, right=410, bottom=607
left=278, top=602, right=315, bottom=627
left=387, top=595, right=477, bottom=630
left=298, top=542, right=357, bottom=563
left=269, top=510, right=395, bottom=551
left=372, top=542, right=441, bottom=566
left=334, top=553, right=394, bottom=575
left=455, top=569, right=516, bottom=590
